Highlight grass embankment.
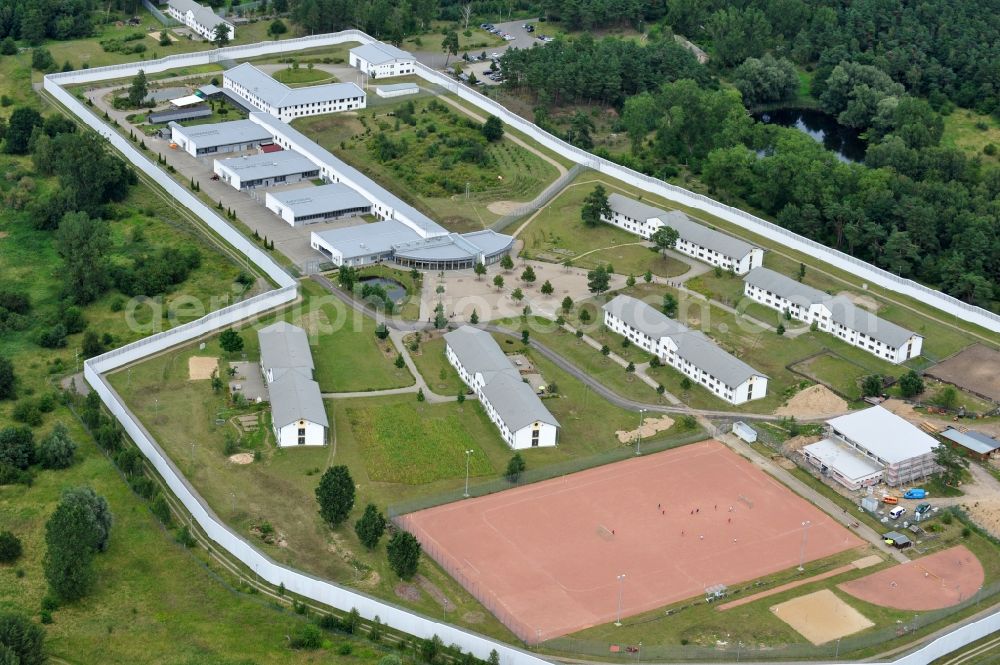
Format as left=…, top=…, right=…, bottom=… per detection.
left=294, top=97, right=561, bottom=232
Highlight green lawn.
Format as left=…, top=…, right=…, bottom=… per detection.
left=273, top=66, right=338, bottom=85
left=0, top=410, right=394, bottom=665
left=349, top=402, right=496, bottom=483
left=407, top=335, right=467, bottom=396
left=293, top=97, right=561, bottom=232
left=354, top=264, right=423, bottom=321
left=519, top=180, right=691, bottom=278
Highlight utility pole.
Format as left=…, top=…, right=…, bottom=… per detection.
left=463, top=449, right=474, bottom=497
left=636, top=408, right=646, bottom=456
left=615, top=573, right=626, bottom=626
left=798, top=520, right=811, bottom=571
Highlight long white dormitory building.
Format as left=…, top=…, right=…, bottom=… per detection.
left=165, top=0, right=235, bottom=41
left=603, top=295, right=768, bottom=405
left=349, top=43, right=416, bottom=79
left=257, top=322, right=328, bottom=447
left=223, top=63, right=365, bottom=122
left=604, top=193, right=763, bottom=275
left=801, top=406, right=939, bottom=489
left=743, top=267, right=923, bottom=363
left=444, top=326, right=559, bottom=449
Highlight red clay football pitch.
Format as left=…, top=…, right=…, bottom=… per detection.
left=398, top=439, right=863, bottom=642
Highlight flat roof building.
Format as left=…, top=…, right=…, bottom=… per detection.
left=602, top=295, right=768, bottom=405
left=349, top=43, right=416, bottom=79
left=223, top=63, right=365, bottom=122
left=214, top=150, right=320, bottom=190
left=257, top=322, right=327, bottom=447
left=170, top=119, right=274, bottom=157
left=743, top=267, right=923, bottom=364
left=825, top=406, right=939, bottom=486
left=265, top=183, right=372, bottom=226
left=604, top=193, right=763, bottom=274
left=376, top=83, right=419, bottom=98
left=802, top=438, right=885, bottom=490
left=149, top=106, right=212, bottom=124
left=940, top=428, right=1000, bottom=461
left=444, top=326, right=559, bottom=449
left=165, top=0, right=234, bottom=41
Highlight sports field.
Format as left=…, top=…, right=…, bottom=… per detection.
left=398, top=439, right=863, bottom=642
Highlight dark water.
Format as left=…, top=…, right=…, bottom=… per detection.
left=359, top=276, right=407, bottom=303
left=753, top=108, right=867, bottom=164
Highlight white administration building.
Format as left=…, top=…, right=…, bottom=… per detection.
left=223, top=63, right=365, bottom=122
left=604, top=193, right=764, bottom=275
left=802, top=406, right=939, bottom=489
left=243, top=113, right=514, bottom=269
left=603, top=295, right=768, bottom=405
left=444, top=326, right=559, bottom=449
left=170, top=119, right=275, bottom=157
left=164, top=0, right=234, bottom=41
left=257, top=322, right=327, bottom=447
left=349, top=43, right=416, bottom=79
left=214, top=150, right=320, bottom=190
left=265, top=183, right=372, bottom=226
left=743, top=267, right=923, bottom=363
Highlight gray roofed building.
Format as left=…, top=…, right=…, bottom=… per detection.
left=268, top=371, right=328, bottom=428
left=607, top=193, right=755, bottom=259
left=267, top=183, right=371, bottom=219
left=170, top=119, right=274, bottom=151
left=350, top=43, right=414, bottom=66
left=313, top=220, right=424, bottom=263
left=149, top=106, right=212, bottom=124
left=743, top=266, right=827, bottom=304
left=165, top=0, right=234, bottom=39
left=258, top=321, right=313, bottom=380
left=603, top=294, right=766, bottom=390
left=214, top=150, right=319, bottom=188
left=479, top=371, right=559, bottom=431
left=224, top=63, right=365, bottom=112
left=444, top=326, right=515, bottom=375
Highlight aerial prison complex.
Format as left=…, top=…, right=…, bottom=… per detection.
left=604, top=193, right=764, bottom=275
left=743, top=267, right=924, bottom=363
left=164, top=0, right=234, bottom=41
left=257, top=322, right=328, bottom=447
left=445, top=327, right=560, bottom=449
left=801, top=406, right=940, bottom=490
left=603, top=295, right=768, bottom=405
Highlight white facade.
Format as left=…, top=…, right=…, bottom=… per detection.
left=277, top=420, right=326, bottom=448
left=743, top=268, right=923, bottom=364
left=349, top=44, right=416, bottom=79
left=826, top=406, right=939, bottom=487
left=213, top=151, right=320, bottom=190
left=169, top=119, right=274, bottom=157
left=165, top=0, right=234, bottom=41
left=376, top=84, right=419, bottom=98
left=444, top=328, right=559, bottom=450
left=603, top=296, right=768, bottom=405
left=223, top=63, right=366, bottom=123
left=603, top=193, right=763, bottom=275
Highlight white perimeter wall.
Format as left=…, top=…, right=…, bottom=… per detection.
left=44, top=31, right=1000, bottom=665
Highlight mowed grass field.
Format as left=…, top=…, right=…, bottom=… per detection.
left=406, top=335, right=467, bottom=396
left=294, top=97, right=561, bottom=232
left=348, top=402, right=496, bottom=483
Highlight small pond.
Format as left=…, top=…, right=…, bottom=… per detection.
left=753, top=108, right=867, bottom=164
left=359, top=276, right=407, bottom=303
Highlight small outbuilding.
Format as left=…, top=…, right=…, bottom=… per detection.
left=882, top=531, right=912, bottom=549
left=375, top=83, right=419, bottom=98
left=940, top=427, right=1000, bottom=462
left=731, top=421, right=757, bottom=443
left=149, top=106, right=212, bottom=125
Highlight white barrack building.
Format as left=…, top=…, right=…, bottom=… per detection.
left=603, top=295, right=768, bottom=405
left=604, top=193, right=763, bottom=274
left=743, top=267, right=923, bottom=363
left=214, top=150, right=320, bottom=189
left=257, top=322, right=327, bottom=447
left=169, top=119, right=274, bottom=157
left=243, top=113, right=514, bottom=270
left=223, top=63, right=365, bottom=122
left=444, top=326, right=559, bottom=449
left=802, top=406, right=939, bottom=488
left=164, top=0, right=234, bottom=41
left=265, top=183, right=372, bottom=226
left=349, top=43, right=416, bottom=79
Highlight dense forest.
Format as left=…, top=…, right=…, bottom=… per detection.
left=495, top=0, right=1000, bottom=309
left=0, top=0, right=142, bottom=43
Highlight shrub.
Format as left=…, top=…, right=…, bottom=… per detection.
left=12, top=399, right=42, bottom=426
left=38, top=423, right=76, bottom=469
left=290, top=623, right=323, bottom=649
left=0, top=530, right=22, bottom=563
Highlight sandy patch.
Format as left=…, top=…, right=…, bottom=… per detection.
left=188, top=356, right=218, bottom=380
left=616, top=415, right=675, bottom=444
left=775, top=384, right=849, bottom=419
left=395, top=583, right=422, bottom=602
left=0, top=232, right=8, bottom=239
left=771, top=589, right=874, bottom=645
left=463, top=611, right=485, bottom=623
left=228, top=453, right=254, bottom=465
left=487, top=200, right=527, bottom=215
left=148, top=31, right=179, bottom=42
left=852, top=554, right=883, bottom=570
left=837, top=291, right=879, bottom=312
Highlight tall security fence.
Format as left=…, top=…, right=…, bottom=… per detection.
left=44, top=31, right=1000, bottom=665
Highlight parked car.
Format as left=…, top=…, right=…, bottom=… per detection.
left=904, top=488, right=928, bottom=499
left=525, top=25, right=535, bottom=32
left=882, top=495, right=898, bottom=505
left=889, top=506, right=906, bottom=520
left=916, top=502, right=932, bottom=516
left=481, top=23, right=492, bottom=29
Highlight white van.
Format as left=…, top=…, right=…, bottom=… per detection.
left=889, top=506, right=906, bottom=520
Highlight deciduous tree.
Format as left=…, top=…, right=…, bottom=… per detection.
left=386, top=530, right=421, bottom=579
left=316, top=465, right=355, bottom=527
